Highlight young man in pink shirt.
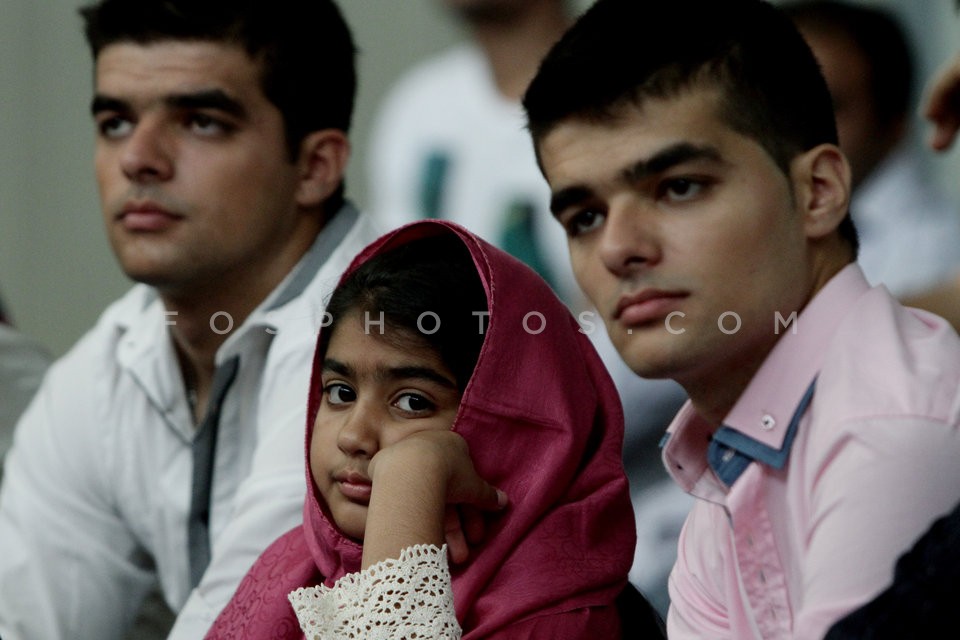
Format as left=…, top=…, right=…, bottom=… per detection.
left=523, top=0, right=960, bottom=638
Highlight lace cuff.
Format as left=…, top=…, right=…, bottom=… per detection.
left=288, top=543, right=461, bottom=639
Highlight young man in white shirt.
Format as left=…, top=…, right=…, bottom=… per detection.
left=0, top=2, right=379, bottom=638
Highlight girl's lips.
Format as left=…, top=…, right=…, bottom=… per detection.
left=337, top=479, right=372, bottom=503
left=334, top=470, right=372, bottom=502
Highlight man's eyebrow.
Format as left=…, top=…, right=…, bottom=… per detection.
left=549, top=185, right=594, bottom=218
left=91, top=94, right=127, bottom=116
left=166, top=89, right=248, bottom=119
left=622, top=142, right=723, bottom=183
left=548, top=142, right=723, bottom=217
left=90, top=89, right=248, bottom=119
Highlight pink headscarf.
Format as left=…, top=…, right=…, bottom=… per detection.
left=207, top=220, right=636, bottom=638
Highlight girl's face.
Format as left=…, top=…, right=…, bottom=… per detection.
left=310, top=311, right=463, bottom=541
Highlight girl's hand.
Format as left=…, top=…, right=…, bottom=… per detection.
left=362, top=432, right=507, bottom=569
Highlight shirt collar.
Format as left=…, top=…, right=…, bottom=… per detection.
left=663, top=263, right=872, bottom=490
left=264, top=202, right=358, bottom=313
left=217, top=201, right=359, bottom=357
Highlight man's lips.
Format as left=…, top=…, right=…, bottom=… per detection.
left=117, top=202, right=183, bottom=232
left=614, top=289, right=688, bottom=325
left=334, top=471, right=372, bottom=503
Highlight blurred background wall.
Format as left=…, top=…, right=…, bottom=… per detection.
left=1, top=0, right=959, bottom=356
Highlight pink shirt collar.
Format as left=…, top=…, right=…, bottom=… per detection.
left=663, top=263, right=871, bottom=491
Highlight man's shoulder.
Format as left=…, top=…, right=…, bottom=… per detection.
left=840, top=284, right=960, bottom=364
left=10, top=284, right=168, bottom=436
left=818, top=285, right=960, bottom=421
left=51, top=284, right=160, bottom=369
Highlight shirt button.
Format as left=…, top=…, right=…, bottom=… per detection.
left=760, top=414, right=776, bottom=430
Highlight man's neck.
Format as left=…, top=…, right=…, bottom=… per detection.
left=163, top=216, right=324, bottom=420
left=467, top=3, right=572, bottom=101
left=683, top=353, right=768, bottom=429
left=684, top=254, right=853, bottom=428
left=166, top=290, right=261, bottom=423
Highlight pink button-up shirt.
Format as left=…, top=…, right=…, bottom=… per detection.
left=663, top=264, right=960, bottom=640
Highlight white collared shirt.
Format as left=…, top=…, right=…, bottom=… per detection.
left=0, top=205, right=380, bottom=640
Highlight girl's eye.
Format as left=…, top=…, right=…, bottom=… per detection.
left=394, top=393, right=436, bottom=413
left=325, top=383, right=355, bottom=406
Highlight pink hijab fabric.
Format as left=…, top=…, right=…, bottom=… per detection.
left=206, top=220, right=636, bottom=638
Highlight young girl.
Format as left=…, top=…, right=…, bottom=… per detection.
left=206, top=220, right=648, bottom=638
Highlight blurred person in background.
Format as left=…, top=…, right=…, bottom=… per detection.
left=785, top=0, right=960, bottom=298
left=0, top=299, right=50, bottom=481
left=901, top=15, right=960, bottom=330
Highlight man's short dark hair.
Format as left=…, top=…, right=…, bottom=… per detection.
left=523, top=0, right=858, bottom=254
left=80, top=0, right=356, bottom=161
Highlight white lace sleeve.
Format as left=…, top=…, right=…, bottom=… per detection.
left=288, top=543, right=462, bottom=639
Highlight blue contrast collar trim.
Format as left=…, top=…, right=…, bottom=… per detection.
left=708, top=378, right=817, bottom=487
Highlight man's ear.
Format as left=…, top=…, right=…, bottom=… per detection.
left=790, top=143, right=851, bottom=240
left=295, top=129, right=351, bottom=208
